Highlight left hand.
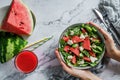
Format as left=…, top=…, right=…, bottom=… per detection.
left=55, top=48, right=102, bottom=80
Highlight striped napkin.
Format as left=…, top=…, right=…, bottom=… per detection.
left=99, top=0, right=120, bottom=37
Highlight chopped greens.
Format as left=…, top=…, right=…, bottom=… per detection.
left=59, top=23, right=105, bottom=68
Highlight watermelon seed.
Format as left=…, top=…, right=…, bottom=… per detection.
left=19, top=22, right=24, bottom=26
left=14, top=13, right=17, bottom=15
left=12, top=10, right=17, bottom=15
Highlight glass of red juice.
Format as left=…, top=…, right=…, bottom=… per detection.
left=15, top=50, right=38, bottom=73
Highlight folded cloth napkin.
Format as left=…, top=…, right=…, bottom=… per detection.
left=99, top=0, right=120, bottom=37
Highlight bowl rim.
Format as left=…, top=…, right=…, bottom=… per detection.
left=58, top=23, right=105, bottom=69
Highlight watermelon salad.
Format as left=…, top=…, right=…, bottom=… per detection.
left=59, top=23, right=105, bottom=68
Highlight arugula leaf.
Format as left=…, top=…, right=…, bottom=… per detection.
left=89, top=62, right=97, bottom=67
left=71, top=27, right=80, bottom=36
left=59, top=39, right=67, bottom=47
left=84, top=24, right=92, bottom=33
left=81, top=50, right=90, bottom=57
left=92, top=27, right=97, bottom=32
left=72, top=44, right=78, bottom=48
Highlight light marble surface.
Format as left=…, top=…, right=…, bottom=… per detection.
left=0, top=0, right=120, bottom=80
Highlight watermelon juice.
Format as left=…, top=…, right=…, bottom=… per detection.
left=15, top=50, right=38, bottom=73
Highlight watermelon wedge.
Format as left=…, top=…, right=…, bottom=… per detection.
left=2, top=0, right=34, bottom=35
left=72, top=36, right=84, bottom=43
left=71, top=56, right=76, bottom=64
left=83, top=37, right=91, bottom=51
left=64, top=45, right=70, bottom=52
left=70, top=47, right=80, bottom=57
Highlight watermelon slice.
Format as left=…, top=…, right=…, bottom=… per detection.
left=89, top=51, right=96, bottom=57
left=64, top=45, right=70, bottom=52
left=71, top=56, right=76, bottom=64
left=62, top=36, right=69, bottom=42
left=83, top=37, right=91, bottom=51
left=72, top=36, right=84, bottom=43
left=2, top=0, right=34, bottom=35
left=83, top=57, right=91, bottom=62
left=70, top=47, right=80, bottom=56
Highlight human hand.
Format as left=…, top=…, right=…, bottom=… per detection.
left=88, top=22, right=117, bottom=58
left=55, top=49, right=102, bottom=80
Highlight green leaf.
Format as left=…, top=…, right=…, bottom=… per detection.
left=64, top=30, right=70, bottom=36
left=96, top=46, right=102, bottom=52
left=92, top=27, right=97, bottom=32
left=59, top=39, right=67, bottom=47
left=80, top=63, right=88, bottom=67
left=81, top=24, right=85, bottom=28
left=71, top=27, right=80, bottom=36
left=93, top=40, right=100, bottom=44
left=89, top=62, right=97, bottom=67
left=92, top=48, right=101, bottom=54
left=84, top=24, right=92, bottom=32
left=80, top=53, right=84, bottom=58
left=81, top=50, right=90, bottom=57
left=72, top=44, right=78, bottom=48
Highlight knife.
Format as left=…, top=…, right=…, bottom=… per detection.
left=93, top=8, right=120, bottom=46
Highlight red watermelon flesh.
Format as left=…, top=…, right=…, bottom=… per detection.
left=2, top=0, right=34, bottom=35
left=83, top=37, right=91, bottom=51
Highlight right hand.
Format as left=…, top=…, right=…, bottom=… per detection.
left=88, top=22, right=117, bottom=58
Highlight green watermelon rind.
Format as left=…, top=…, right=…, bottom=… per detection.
left=0, top=32, right=28, bottom=63
left=30, top=11, right=36, bottom=30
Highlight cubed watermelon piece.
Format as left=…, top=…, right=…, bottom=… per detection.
left=89, top=51, right=96, bottom=57
left=72, top=36, right=84, bottom=43
left=71, top=56, right=76, bottom=64
left=64, top=46, right=70, bottom=52
left=83, top=37, right=91, bottom=51
left=81, top=28, right=87, bottom=33
left=83, top=57, right=91, bottom=62
left=62, top=36, right=69, bottom=42
left=2, top=0, right=34, bottom=35
left=70, top=47, right=80, bottom=56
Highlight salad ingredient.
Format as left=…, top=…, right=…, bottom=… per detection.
left=64, top=46, right=70, bottom=52
left=83, top=37, right=91, bottom=51
left=67, top=55, right=73, bottom=60
left=72, top=44, right=79, bottom=48
left=62, top=36, right=69, bottom=42
left=80, top=33, right=85, bottom=39
left=71, top=56, right=76, bottom=64
left=67, top=40, right=73, bottom=45
left=89, top=51, right=96, bottom=57
left=83, top=57, right=91, bottom=62
left=81, top=28, right=86, bottom=33
left=70, top=47, right=80, bottom=57
left=72, top=36, right=83, bottom=43
left=0, top=32, right=27, bottom=63
left=90, top=56, right=98, bottom=63
left=2, top=0, right=34, bottom=35
left=79, top=46, right=84, bottom=51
